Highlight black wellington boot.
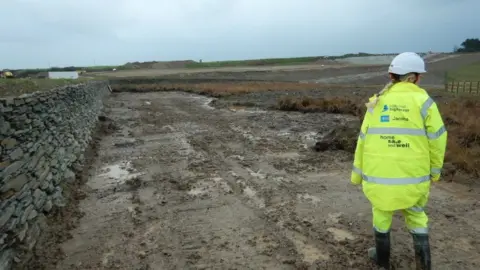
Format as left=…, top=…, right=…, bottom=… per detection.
left=367, top=230, right=391, bottom=269
left=412, top=233, right=431, bottom=270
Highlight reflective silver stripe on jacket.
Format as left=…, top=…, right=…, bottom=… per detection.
left=352, top=166, right=362, bottom=175
left=420, top=97, right=434, bottom=121
left=352, top=166, right=430, bottom=185
left=430, top=168, right=442, bottom=174
left=367, top=126, right=446, bottom=140
left=374, top=226, right=390, bottom=233
left=420, top=97, right=447, bottom=139
left=410, top=227, right=428, bottom=234
left=362, top=174, right=430, bottom=185
left=408, top=206, right=424, bottom=212
left=367, top=127, right=427, bottom=136
left=427, top=125, right=446, bottom=140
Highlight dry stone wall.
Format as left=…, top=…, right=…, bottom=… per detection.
left=0, top=81, right=110, bottom=269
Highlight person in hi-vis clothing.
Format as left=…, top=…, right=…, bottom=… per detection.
left=351, top=52, right=447, bottom=270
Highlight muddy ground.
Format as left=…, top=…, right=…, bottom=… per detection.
left=32, top=90, right=480, bottom=270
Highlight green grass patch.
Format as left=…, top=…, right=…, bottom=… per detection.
left=184, top=56, right=321, bottom=68
left=81, top=65, right=119, bottom=72
left=0, top=78, right=95, bottom=97
left=446, top=61, right=480, bottom=81
left=183, top=53, right=400, bottom=69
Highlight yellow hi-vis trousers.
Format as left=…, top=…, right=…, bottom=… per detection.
left=372, top=195, right=429, bottom=234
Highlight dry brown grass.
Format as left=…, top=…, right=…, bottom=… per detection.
left=111, top=82, right=382, bottom=97
left=440, top=99, right=480, bottom=176
left=277, top=96, right=364, bottom=116
left=111, top=80, right=480, bottom=182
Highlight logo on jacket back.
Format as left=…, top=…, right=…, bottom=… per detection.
left=380, top=115, right=390, bottom=122
left=382, top=104, right=409, bottom=112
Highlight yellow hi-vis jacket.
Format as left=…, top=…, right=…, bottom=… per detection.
left=351, top=82, right=447, bottom=211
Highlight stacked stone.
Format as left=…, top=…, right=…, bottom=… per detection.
left=0, top=81, right=109, bottom=269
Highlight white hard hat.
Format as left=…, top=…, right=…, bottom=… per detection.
left=388, top=52, right=426, bottom=75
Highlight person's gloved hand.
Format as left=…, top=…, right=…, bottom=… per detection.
left=431, top=173, right=441, bottom=182
left=351, top=171, right=362, bottom=185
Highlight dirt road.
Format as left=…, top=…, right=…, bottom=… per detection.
left=49, top=91, right=480, bottom=270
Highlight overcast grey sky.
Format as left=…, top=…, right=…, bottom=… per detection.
left=0, top=0, right=478, bottom=69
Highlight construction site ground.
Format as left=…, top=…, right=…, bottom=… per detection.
left=30, top=54, right=480, bottom=270
left=32, top=94, right=479, bottom=269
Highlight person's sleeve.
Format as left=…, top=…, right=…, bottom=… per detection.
left=422, top=97, right=448, bottom=182
left=351, top=110, right=370, bottom=185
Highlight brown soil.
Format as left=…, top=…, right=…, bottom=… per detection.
left=29, top=90, right=480, bottom=270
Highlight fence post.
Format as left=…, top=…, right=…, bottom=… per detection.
left=477, top=81, right=480, bottom=94
left=469, top=81, right=473, bottom=93
left=457, top=81, right=460, bottom=94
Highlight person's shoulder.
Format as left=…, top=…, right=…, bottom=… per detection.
left=410, top=84, right=429, bottom=96
left=367, top=94, right=377, bottom=102
left=395, top=83, right=430, bottom=100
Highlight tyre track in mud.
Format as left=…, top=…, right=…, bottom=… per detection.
left=52, top=91, right=480, bottom=270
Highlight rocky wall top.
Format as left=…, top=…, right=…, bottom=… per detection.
left=0, top=81, right=110, bottom=269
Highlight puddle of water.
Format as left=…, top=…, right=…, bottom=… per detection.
left=327, top=227, right=356, bottom=241
left=297, top=193, right=322, bottom=205
left=228, top=106, right=267, bottom=114
left=188, top=95, right=215, bottom=110
left=243, top=186, right=256, bottom=197
left=229, top=171, right=239, bottom=178
left=188, top=177, right=232, bottom=196
left=176, top=136, right=195, bottom=156
left=327, top=212, right=343, bottom=224
left=285, top=230, right=329, bottom=263
left=89, top=161, right=144, bottom=190
left=275, top=128, right=293, bottom=137
left=160, top=125, right=176, bottom=132
left=246, top=168, right=266, bottom=179
left=277, top=132, right=291, bottom=137
left=101, top=250, right=116, bottom=267
left=230, top=125, right=259, bottom=141
left=202, top=98, right=215, bottom=109
left=272, top=176, right=286, bottom=183
left=242, top=186, right=265, bottom=208
left=230, top=155, right=245, bottom=161
left=228, top=105, right=246, bottom=111
left=300, top=131, right=318, bottom=149
left=188, top=186, right=209, bottom=196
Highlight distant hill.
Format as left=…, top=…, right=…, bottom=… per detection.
left=119, top=60, right=196, bottom=70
